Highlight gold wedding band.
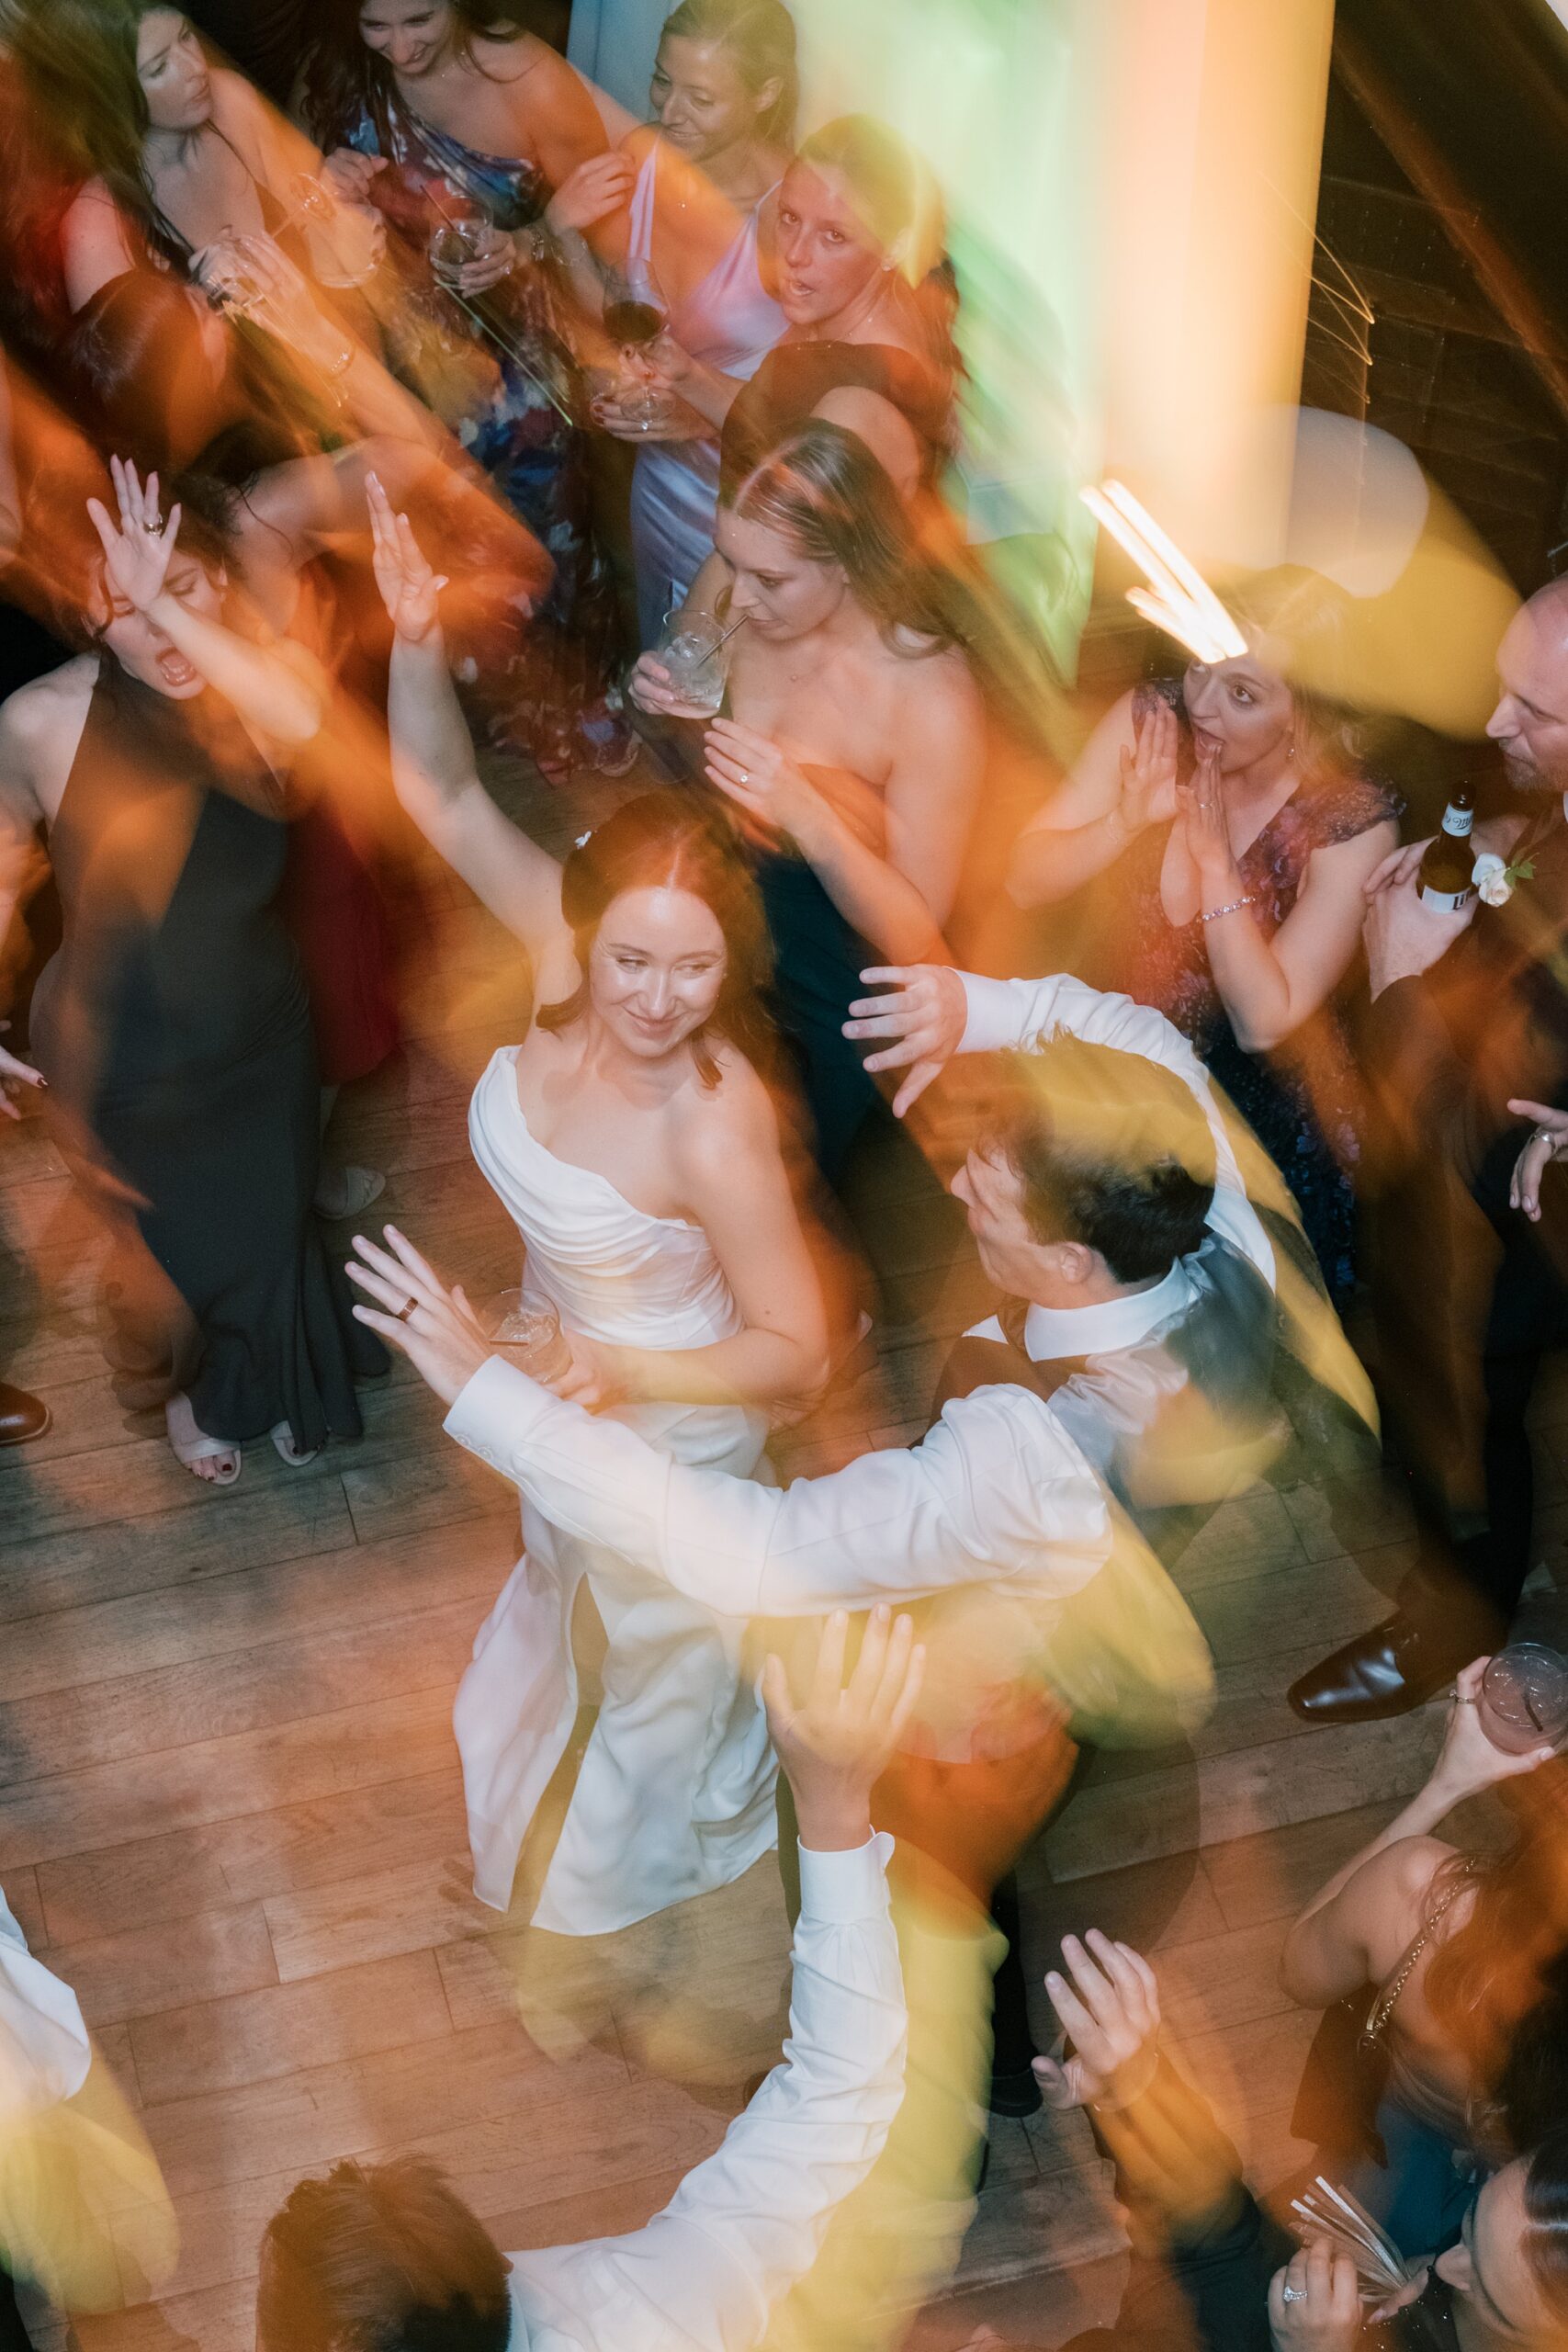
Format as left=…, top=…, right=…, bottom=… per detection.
left=396, top=1297, right=415, bottom=1321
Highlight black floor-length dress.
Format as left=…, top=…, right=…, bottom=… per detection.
left=30, top=660, right=385, bottom=1443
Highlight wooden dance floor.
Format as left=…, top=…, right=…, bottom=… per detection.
left=3, top=755, right=1561, bottom=2349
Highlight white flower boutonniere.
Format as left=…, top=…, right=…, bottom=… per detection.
left=1472, top=851, right=1536, bottom=908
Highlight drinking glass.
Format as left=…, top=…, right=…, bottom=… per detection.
left=429, top=214, right=513, bottom=290
left=478, top=1289, right=571, bottom=1383
left=656, top=606, right=731, bottom=717
left=1478, top=1644, right=1568, bottom=1754
left=602, top=260, right=672, bottom=430
left=282, top=172, right=383, bottom=289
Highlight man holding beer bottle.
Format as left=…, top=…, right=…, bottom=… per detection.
left=1293, top=578, right=1568, bottom=1722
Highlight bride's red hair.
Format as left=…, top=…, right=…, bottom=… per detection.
left=536, top=792, right=774, bottom=1087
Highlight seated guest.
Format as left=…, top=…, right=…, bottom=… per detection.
left=1038, top=1928, right=1568, bottom=2352
left=631, top=421, right=985, bottom=1189
left=256, top=1610, right=919, bottom=2352
left=1007, top=582, right=1401, bottom=1300
left=1292, top=578, right=1568, bottom=1719
left=1282, top=1657, right=1568, bottom=2260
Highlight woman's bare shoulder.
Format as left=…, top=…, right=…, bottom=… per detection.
left=3, top=658, right=96, bottom=731
left=674, top=1040, right=777, bottom=1160
left=470, top=28, right=555, bottom=86
left=0, top=659, right=96, bottom=810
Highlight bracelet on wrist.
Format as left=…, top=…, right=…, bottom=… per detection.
left=1200, top=891, right=1256, bottom=925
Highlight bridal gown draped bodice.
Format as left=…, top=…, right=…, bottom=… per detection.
left=455, top=1046, right=776, bottom=1931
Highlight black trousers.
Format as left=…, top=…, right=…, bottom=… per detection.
left=0, top=2263, right=35, bottom=2352
left=1397, top=1344, right=1542, bottom=1657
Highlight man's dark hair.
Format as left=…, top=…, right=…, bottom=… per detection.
left=988, top=1035, right=1217, bottom=1286
left=257, top=2159, right=511, bottom=2352
left=1524, top=2127, right=1568, bottom=2324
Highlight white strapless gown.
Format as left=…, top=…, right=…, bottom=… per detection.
left=455, top=1046, right=778, bottom=1931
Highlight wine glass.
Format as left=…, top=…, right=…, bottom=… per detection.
left=602, top=259, right=672, bottom=430
left=277, top=171, right=383, bottom=290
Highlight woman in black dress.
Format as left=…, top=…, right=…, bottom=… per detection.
left=0, top=459, right=383, bottom=1483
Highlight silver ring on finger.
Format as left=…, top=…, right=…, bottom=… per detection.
left=1280, top=2286, right=1306, bottom=2304
left=739, top=768, right=749, bottom=784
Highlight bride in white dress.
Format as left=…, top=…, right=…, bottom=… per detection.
left=367, top=480, right=829, bottom=1929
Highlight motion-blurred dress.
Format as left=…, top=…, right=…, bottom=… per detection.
left=30, top=661, right=384, bottom=1443
left=1083, top=677, right=1401, bottom=1299
left=455, top=1043, right=776, bottom=1928
left=624, top=137, right=782, bottom=644
left=337, top=95, right=619, bottom=740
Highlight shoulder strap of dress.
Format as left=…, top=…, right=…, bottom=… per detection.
left=1362, top=1857, right=1481, bottom=2045
left=626, top=140, right=658, bottom=266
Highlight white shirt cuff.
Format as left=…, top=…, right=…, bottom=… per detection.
left=443, top=1351, right=554, bottom=1465
left=958, top=972, right=1031, bottom=1054
left=795, top=1830, right=894, bottom=1924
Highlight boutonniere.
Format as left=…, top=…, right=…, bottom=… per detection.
left=1472, top=851, right=1535, bottom=908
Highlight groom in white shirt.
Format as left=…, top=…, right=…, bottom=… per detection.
left=345, top=964, right=1345, bottom=2325
left=257, top=1611, right=919, bottom=2352
left=347, top=967, right=1282, bottom=1674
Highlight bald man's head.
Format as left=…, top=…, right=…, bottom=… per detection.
left=1487, top=582, right=1568, bottom=795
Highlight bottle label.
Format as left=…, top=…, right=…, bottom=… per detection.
left=1420, top=882, right=1474, bottom=912
left=1440, top=806, right=1474, bottom=838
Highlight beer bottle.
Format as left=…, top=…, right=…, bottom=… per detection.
left=1418, top=784, right=1475, bottom=910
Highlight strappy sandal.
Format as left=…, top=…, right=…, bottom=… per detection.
left=313, top=1164, right=386, bottom=1220
left=270, top=1421, right=321, bottom=1469
left=165, top=1396, right=242, bottom=1487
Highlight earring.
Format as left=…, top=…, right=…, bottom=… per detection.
left=1287, top=739, right=1296, bottom=759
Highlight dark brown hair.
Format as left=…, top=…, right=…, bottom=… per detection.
left=536, top=791, right=774, bottom=1087
left=722, top=419, right=952, bottom=651
left=257, top=2157, right=510, bottom=2352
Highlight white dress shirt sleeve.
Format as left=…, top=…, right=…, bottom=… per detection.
left=957, top=970, right=1276, bottom=1288
left=504, top=1832, right=903, bottom=2352
left=446, top=1358, right=1111, bottom=1616
left=0, top=1886, right=92, bottom=2120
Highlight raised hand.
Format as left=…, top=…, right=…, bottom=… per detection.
left=1034, top=1929, right=1162, bottom=2111
left=366, top=474, right=449, bottom=642
left=345, top=1223, right=490, bottom=1405
left=85, top=456, right=182, bottom=616
left=762, top=1605, right=924, bottom=1851
left=1118, top=697, right=1180, bottom=833
left=1507, top=1098, right=1568, bottom=1222
left=842, top=964, right=967, bottom=1117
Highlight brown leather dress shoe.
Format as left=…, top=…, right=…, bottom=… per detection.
left=1287, top=1613, right=1462, bottom=1724
left=0, top=1381, right=50, bottom=1446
